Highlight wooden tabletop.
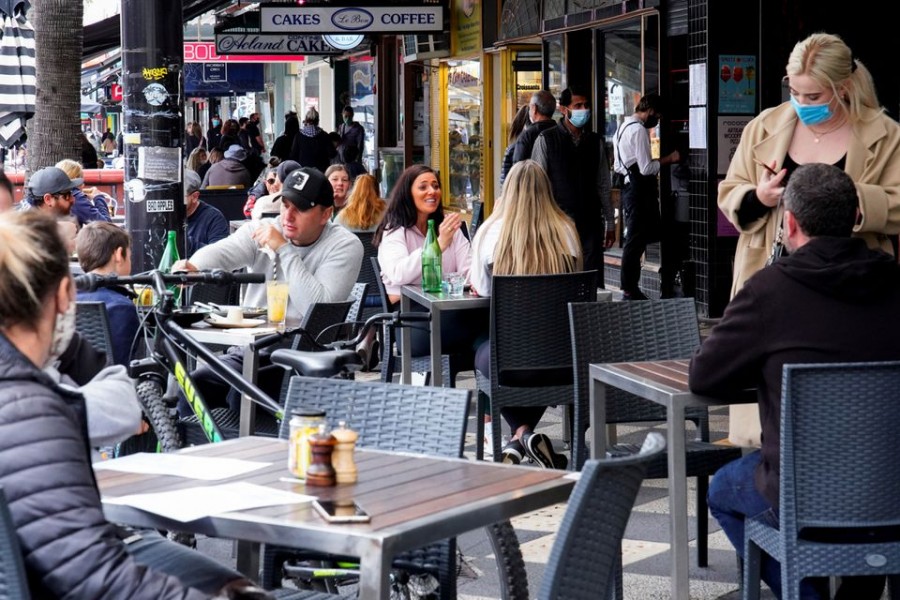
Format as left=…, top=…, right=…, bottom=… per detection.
left=97, top=436, right=576, bottom=541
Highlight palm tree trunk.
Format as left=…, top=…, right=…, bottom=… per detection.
left=27, top=0, right=83, bottom=174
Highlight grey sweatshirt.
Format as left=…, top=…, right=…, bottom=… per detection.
left=189, top=217, right=363, bottom=320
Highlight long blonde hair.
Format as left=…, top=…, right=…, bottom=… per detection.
left=55, top=158, right=84, bottom=181
left=786, top=32, right=882, bottom=123
left=479, top=160, right=582, bottom=276
left=339, top=174, right=386, bottom=230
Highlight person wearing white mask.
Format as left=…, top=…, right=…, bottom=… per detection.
left=0, top=210, right=271, bottom=599
left=532, top=85, right=616, bottom=283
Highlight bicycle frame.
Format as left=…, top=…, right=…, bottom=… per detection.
left=78, top=270, right=285, bottom=444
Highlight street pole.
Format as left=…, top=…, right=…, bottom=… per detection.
left=121, top=0, right=185, bottom=273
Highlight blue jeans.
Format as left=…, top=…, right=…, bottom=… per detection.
left=708, top=451, right=826, bottom=600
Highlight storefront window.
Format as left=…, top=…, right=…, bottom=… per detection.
left=348, top=57, right=376, bottom=172
left=514, top=50, right=542, bottom=109
left=544, top=35, right=564, bottom=103
left=447, top=60, right=482, bottom=211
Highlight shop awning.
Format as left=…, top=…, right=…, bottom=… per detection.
left=83, top=0, right=234, bottom=60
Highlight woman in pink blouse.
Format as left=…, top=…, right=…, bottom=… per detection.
left=374, top=165, right=487, bottom=372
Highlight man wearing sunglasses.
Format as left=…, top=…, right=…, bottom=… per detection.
left=23, top=166, right=80, bottom=218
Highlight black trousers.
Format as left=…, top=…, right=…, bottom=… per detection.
left=620, top=179, right=660, bottom=294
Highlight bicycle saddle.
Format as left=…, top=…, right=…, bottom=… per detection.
left=270, top=348, right=363, bottom=379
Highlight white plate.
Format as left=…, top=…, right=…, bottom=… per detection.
left=213, top=305, right=268, bottom=318
left=203, top=317, right=267, bottom=329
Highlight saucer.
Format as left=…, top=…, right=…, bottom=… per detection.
left=203, top=316, right=266, bottom=329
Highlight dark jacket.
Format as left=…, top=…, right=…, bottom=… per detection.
left=534, top=121, right=604, bottom=232
left=187, top=201, right=230, bottom=254
left=0, top=332, right=206, bottom=599
left=512, top=119, right=556, bottom=164
left=689, top=237, right=900, bottom=507
left=290, top=128, right=335, bottom=173
left=200, top=158, right=252, bottom=189
left=71, top=187, right=112, bottom=228
left=77, top=286, right=140, bottom=366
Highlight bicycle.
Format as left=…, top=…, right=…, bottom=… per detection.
left=74, top=269, right=529, bottom=600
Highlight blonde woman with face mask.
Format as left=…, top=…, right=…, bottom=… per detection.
left=0, top=211, right=273, bottom=600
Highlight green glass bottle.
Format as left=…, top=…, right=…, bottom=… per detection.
left=421, top=219, right=442, bottom=293
left=158, top=230, right=182, bottom=305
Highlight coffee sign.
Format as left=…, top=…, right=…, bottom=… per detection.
left=260, top=5, right=444, bottom=34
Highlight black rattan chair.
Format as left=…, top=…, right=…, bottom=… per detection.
left=475, top=270, right=598, bottom=464
left=260, top=376, right=473, bottom=599
left=351, top=230, right=381, bottom=321
left=369, top=256, right=454, bottom=385
left=744, top=361, right=900, bottom=600
left=75, top=301, right=114, bottom=367
left=0, top=486, right=30, bottom=600
left=538, top=433, right=664, bottom=600
left=568, top=299, right=742, bottom=567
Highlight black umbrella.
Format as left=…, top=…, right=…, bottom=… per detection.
left=0, top=0, right=35, bottom=147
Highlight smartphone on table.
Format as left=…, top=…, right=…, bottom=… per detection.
left=312, top=499, right=371, bottom=523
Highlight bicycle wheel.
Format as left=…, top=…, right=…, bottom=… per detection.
left=128, top=378, right=183, bottom=453
left=278, top=521, right=527, bottom=600
left=453, top=521, right=528, bottom=600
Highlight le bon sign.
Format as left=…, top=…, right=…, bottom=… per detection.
left=260, top=5, right=444, bottom=34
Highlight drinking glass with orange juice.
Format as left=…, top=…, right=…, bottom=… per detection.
left=266, top=281, right=289, bottom=331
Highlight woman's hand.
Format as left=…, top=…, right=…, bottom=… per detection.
left=757, top=162, right=787, bottom=208
left=438, top=212, right=462, bottom=252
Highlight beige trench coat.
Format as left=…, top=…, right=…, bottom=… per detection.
left=717, top=102, right=900, bottom=446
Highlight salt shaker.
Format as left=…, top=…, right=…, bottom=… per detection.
left=330, top=421, right=358, bottom=484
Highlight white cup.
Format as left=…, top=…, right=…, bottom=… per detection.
left=226, top=307, right=244, bottom=323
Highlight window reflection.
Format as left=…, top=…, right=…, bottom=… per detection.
left=447, top=60, right=482, bottom=211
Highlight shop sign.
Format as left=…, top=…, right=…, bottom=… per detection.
left=215, top=33, right=343, bottom=56
left=451, top=0, right=480, bottom=56
left=260, top=5, right=444, bottom=34
left=110, top=84, right=123, bottom=102
left=184, top=41, right=306, bottom=63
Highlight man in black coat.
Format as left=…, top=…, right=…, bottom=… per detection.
left=531, top=85, right=615, bottom=282
left=689, top=163, right=900, bottom=600
left=511, top=90, right=556, bottom=165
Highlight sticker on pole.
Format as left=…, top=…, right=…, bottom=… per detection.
left=146, top=199, right=175, bottom=213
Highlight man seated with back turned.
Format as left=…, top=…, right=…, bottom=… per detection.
left=689, top=163, right=900, bottom=600
left=174, top=167, right=363, bottom=414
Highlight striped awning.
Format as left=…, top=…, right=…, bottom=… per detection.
left=0, top=1, right=35, bottom=147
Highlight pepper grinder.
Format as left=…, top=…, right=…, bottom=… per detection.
left=331, top=420, right=358, bottom=484
left=305, top=424, right=337, bottom=487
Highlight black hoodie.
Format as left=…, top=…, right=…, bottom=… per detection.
left=689, top=236, right=900, bottom=506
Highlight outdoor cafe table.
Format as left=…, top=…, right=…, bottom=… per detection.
left=96, top=436, right=576, bottom=598
left=589, top=359, right=756, bottom=600
left=186, top=318, right=301, bottom=436
left=399, top=285, right=489, bottom=386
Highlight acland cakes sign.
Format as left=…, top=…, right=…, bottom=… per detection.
left=260, top=5, right=444, bottom=34
left=215, top=33, right=344, bottom=56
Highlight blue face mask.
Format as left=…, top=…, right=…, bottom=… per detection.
left=568, top=108, right=591, bottom=129
left=790, top=95, right=832, bottom=126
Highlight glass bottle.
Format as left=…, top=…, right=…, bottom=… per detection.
left=421, top=219, right=442, bottom=293
left=158, top=230, right=182, bottom=305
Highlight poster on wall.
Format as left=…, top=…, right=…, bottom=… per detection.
left=451, top=0, right=480, bottom=56
left=717, top=116, right=753, bottom=175
left=718, top=55, right=756, bottom=114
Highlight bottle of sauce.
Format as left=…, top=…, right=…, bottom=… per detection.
left=288, top=408, right=326, bottom=479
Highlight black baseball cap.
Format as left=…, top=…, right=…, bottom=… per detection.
left=27, top=167, right=82, bottom=196
left=279, top=167, right=334, bottom=211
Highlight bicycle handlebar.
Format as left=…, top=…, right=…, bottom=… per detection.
left=251, top=311, right=431, bottom=353
left=74, top=269, right=265, bottom=292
